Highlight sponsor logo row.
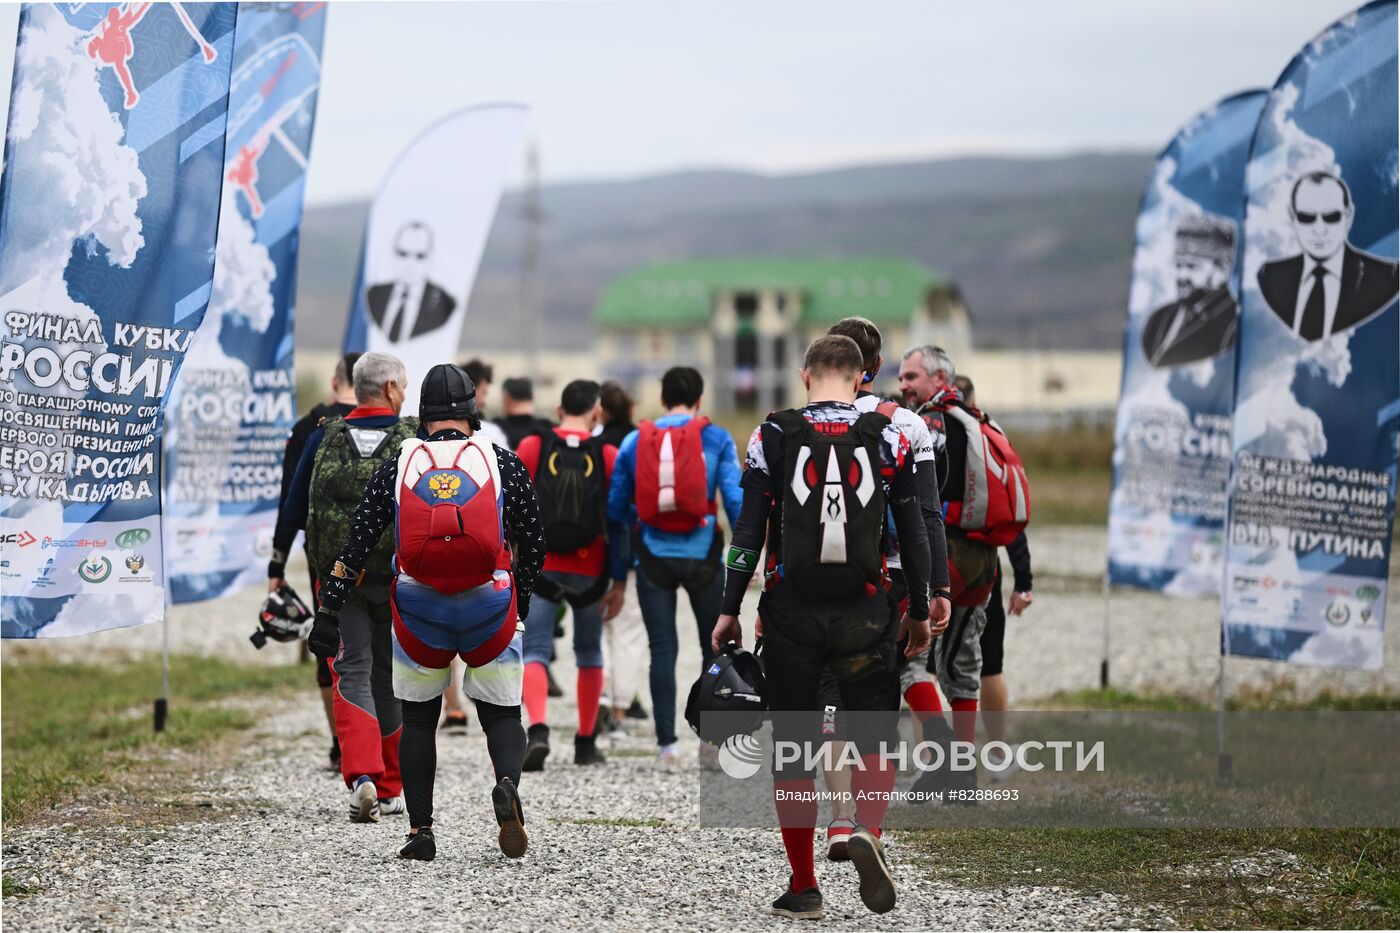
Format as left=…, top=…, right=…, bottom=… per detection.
left=0, top=527, right=151, bottom=550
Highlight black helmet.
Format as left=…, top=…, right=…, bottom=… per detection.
left=684, top=642, right=767, bottom=744
left=419, top=363, right=478, bottom=423
left=251, top=582, right=313, bottom=649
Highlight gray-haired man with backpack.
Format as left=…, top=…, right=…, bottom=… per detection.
left=269, top=351, right=416, bottom=823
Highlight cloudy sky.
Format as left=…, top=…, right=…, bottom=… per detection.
left=0, top=1, right=1364, bottom=204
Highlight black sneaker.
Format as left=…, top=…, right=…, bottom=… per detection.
left=847, top=827, right=896, bottom=914
left=492, top=777, right=528, bottom=858
left=770, top=885, right=823, bottom=920
left=397, top=827, right=435, bottom=861
left=942, top=767, right=979, bottom=806
left=574, top=733, right=607, bottom=766
left=625, top=698, right=648, bottom=720
left=523, top=724, right=550, bottom=772
left=911, top=718, right=955, bottom=799
left=546, top=667, right=565, bottom=698
left=327, top=737, right=341, bottom=772
left=441, top=710, right=469, bottom=733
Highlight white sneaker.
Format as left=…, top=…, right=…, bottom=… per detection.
left=988, top=744, right=1021, bottom=783
left=697, top=743, right=721, bottom=771
left=657, top=743, right=681, bottom=770
left=349, top=777, right=380, bottom=823
left=378, top=795, right=406, bottom=816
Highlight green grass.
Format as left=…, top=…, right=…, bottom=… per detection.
left=1015, top=426, right=1112, bottom=525
left=1, top=655, right=308, bottom=824
left=904, top=681, right=1400, bottom=927
left=1039, top=686, right=1400, bottom=713
left=905, top=827, right=1399, bottom=929
left=1, top=872, right=41, bottom=899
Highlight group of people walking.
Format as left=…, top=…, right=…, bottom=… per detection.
left=266, top=314, right=1033, bottom=921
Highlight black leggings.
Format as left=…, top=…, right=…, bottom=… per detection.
left=759, top=584, right=901, bottom=779
left=399, top=695, right=527, bottom=829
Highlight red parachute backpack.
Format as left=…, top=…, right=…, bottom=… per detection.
left=940, top=402, right=1031, bottom=547
left=635, top=417, right=715, bottom=533
left=394, top=439, right=510, bottom=595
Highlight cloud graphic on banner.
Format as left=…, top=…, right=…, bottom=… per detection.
left=1287, top=625, right=1384, bottom=671
left=176, top=190, right=276, bottom=377
left=209, top=190, right=276, bottom=334
left=0, top=5, right=147, bottom=295
left=42, top=588, right=163, bottom=637
left=0, top=7, right=150, bottom=500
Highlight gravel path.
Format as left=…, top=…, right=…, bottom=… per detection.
left=5, top=524, right=1395, bottom=930
left=2, top=689, right=1162, bottom=932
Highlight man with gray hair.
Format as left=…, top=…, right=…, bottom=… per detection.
left=897, top=343, right=1001, bottom=796
left=270, top=351, right=419, bottom=823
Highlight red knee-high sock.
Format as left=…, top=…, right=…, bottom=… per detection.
left=852, top=754, right=896, bottom=835
left=576, top=666, right=605, bottom=737
left=774, top=779, right=818, bottom=892
left=523, top=661, right=549, bottom=727
left=951, top=698, right=978, bottom=745
left=904, top=681, right=944, bottom=721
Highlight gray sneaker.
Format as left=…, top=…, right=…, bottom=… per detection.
left=848, top=826, right=895, bottom=914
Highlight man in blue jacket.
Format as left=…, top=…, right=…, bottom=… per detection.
left=605, top=367, right=743, bottom=767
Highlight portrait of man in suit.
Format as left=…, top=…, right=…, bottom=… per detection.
left=1141, top=212, right=1239, bottom=368
left=366, top=221, right=457, bottom=342
left=1257, top=171, right=1399, bottom=342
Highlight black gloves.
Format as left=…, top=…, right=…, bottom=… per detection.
left=308, top=609, right=341, bottom=659
left=267, top=548, right=288, bottom=581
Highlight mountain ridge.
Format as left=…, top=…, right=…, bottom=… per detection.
left=293, top=150, right=1155, bottom=353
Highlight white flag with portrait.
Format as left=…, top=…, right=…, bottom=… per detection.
left=343, top=104, right=527, bottom=410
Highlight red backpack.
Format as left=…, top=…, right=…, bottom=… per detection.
left=635, top=417, right=715, bottom=533
left=939, top=402, right=1031, bottom=547
left=394, top=439, right=510, bottom=595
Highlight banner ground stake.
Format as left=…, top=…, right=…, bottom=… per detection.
left=155, top=601, right=170, bottom=733
left=1216, top=650, right=1231, bottom=780
left=1099, top=575, right=1111, bottom=690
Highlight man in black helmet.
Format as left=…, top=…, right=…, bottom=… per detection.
left=309, top=363, right=546, bottom=862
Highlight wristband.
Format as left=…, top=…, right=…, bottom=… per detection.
left=725, top=545, right=759, bottom=574
left=330, top=560, right=362, bottom=583
left=268, top=561, right=285, bottom=580
left=932, top=589, right=951, bottom=600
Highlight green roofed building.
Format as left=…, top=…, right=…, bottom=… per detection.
left=595, top=258, right=970, bottom=412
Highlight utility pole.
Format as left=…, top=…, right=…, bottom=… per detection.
left=520, top=141, right=542, bottom=373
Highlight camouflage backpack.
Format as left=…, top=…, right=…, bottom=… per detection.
left=306, top=415, right=420, bottom=582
